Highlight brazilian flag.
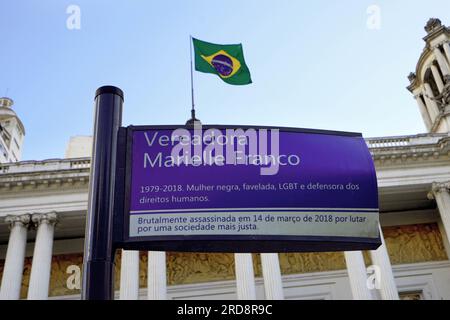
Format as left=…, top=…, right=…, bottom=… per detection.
left=193, top=38, right=252, bottom=85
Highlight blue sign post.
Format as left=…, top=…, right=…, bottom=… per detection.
left=82, top=86, right=123, bottom=300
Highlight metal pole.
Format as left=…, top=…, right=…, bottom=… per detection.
left=187, top=36, right=200, bottom=125
left=82, top=86, right=124, bottom=300
left=190, top=35, right=196, bottom=120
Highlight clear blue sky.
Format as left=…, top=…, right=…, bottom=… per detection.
left=1, top=1, right=450, bottom=161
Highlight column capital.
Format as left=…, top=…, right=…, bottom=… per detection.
left=31, top=212, right=58, bottom=226
left=432, top=42, right=450, bottom=50
left=428, top=181, right=450, bottom=199
left=4, top=214, right=31, bottom=229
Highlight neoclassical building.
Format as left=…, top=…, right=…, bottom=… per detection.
left=0, top=97, right=25, bottom=163
left=0, top=18, right=450, bottom=300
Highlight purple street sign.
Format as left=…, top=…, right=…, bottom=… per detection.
left=123, top=126, right=381, bottom=253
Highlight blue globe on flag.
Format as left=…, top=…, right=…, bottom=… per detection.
left=211, top=54, right=233, bottom=77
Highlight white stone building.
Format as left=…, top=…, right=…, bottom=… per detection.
left=1, top=18, right=450, bottom=300
left=0, top=97, right=25, bottom=163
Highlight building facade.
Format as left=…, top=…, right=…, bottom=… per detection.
left=0, top=97, right=25, bottom=163
left=0, top=18, right=450, bottom=300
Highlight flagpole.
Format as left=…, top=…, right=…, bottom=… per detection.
left=188, top=35, right=198, bottom=124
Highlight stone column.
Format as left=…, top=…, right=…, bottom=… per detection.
left=234, top=253, right=256, bottom=300
left=344, top=251, right=373, bottom=300
left=147, top=251, right=166, bottom=300
left=443, top=42, right=450, bottom=65
left=27, top=212, right=57, bottom=300
left=431, top=65, right=445, bottom=92
left=369, top=225, right=399, bottom=300
left=434, top=47, right=450, bottom=76
left=428, top=182, right=450, bottom=246
left=414, top=95, right=433, bottom=131
left=261, top=253, right=284, bottom=300
left=119, top=250, right=140, bottom=300
left=0, top=214, right=31, bottom=300
left=423, top=84, right=441, bottom=121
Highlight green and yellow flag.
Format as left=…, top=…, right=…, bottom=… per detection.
left=193, top=38, right=252, bottom=85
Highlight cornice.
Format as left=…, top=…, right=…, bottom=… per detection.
left=1, top=134, right=449, bottom=184
left=0, top=159, right=90, bottom=191
left=0, top=174, right=89, bottom=191
left=423, top=25, right=450, bottom=43
left=368, top=134, right=450, bottom=166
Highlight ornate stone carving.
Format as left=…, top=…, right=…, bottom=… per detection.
left=4, top=214, right=31, bottom=229
left=31, top=212, right=58, bottom=227
left=425, top=18, right=442, bottom=34
left=428, top=181, right=450, bottom=199
left=425, top=75, right=450, bottom=109
left=400, top=291, right=423, bottom=300
left=278, top=252, right=346, bottom=275
left=382, top=223, right=448, bottom=264
left=166, top=252, right=236, bottom=285
left=408, top=72, right=416, bottom=83
left=444, top=74, right=450, bottom=85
